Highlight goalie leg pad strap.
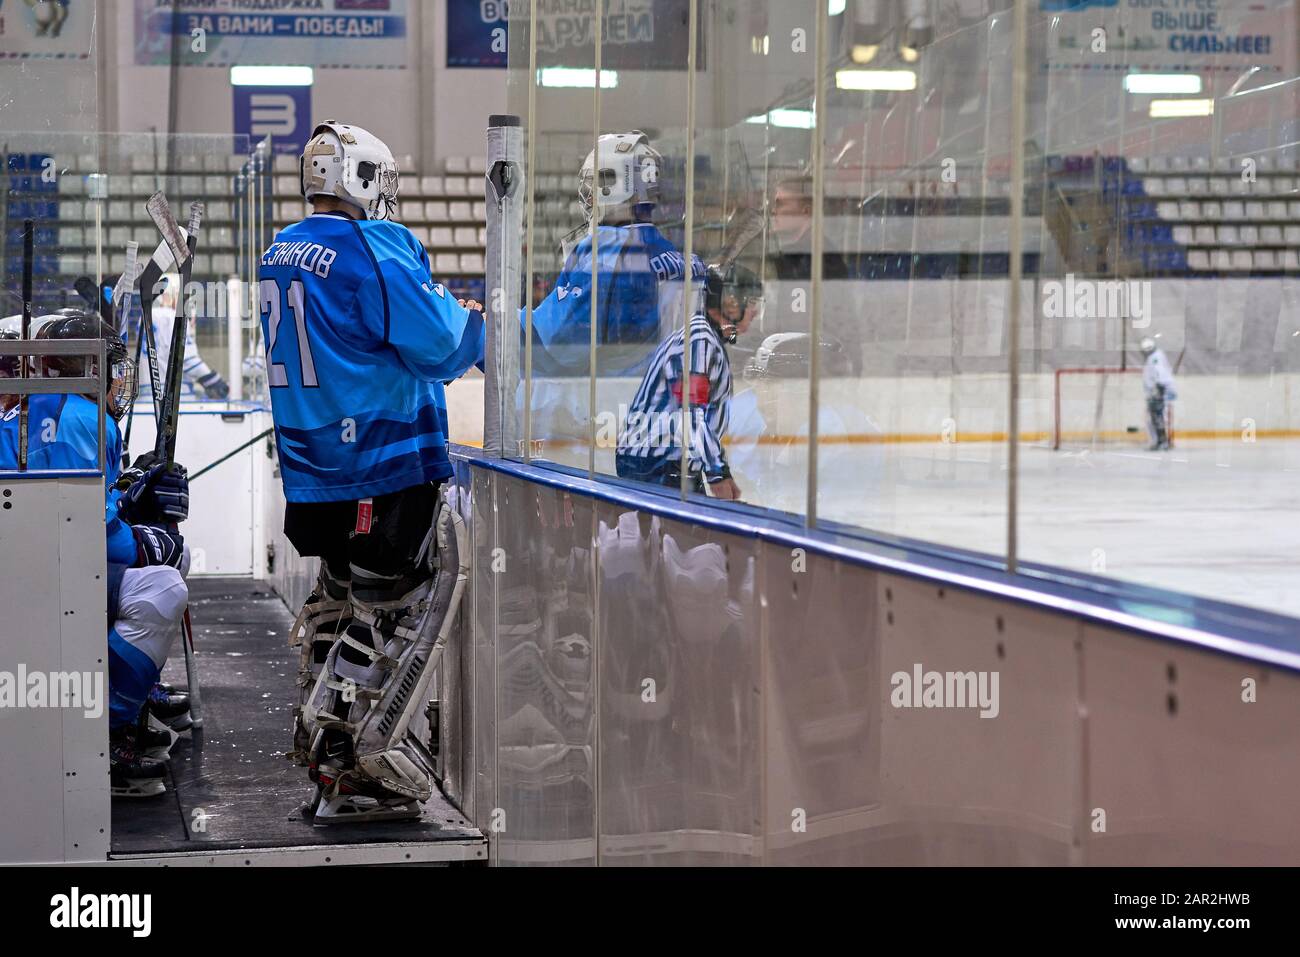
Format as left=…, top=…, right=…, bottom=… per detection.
left=289, top=561, right=351, bottom=764
left=306, top=499, right=469, bottom=800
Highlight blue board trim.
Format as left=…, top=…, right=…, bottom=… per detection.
left=0, top=469, right=104, bottom=480
left=450, top=446, right=1300, bottom=672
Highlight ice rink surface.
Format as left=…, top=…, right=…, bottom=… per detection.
left=538, top=377, right=1298, bottom=621
left=724, top=437, right=1300, bottom=620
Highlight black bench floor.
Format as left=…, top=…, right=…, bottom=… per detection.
left=111, top=577, right=481, bottom=857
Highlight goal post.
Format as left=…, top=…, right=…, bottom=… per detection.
left=1052, top=367, right=1173, bottom=450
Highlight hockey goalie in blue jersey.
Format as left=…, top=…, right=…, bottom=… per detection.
left=530, top=131, right=706, bottom=377
left=260, top=121, right=480, bottom=824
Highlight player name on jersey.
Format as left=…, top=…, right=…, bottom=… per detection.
left=260, top=240, right=339, bottom=278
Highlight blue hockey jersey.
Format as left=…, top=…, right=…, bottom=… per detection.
left=0, top=394, right=134, bottom=563
left=530, top=223, right=706, bottom=377
left=258, top=211, right=485, bottom=502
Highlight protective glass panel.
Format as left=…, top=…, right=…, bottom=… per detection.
left=1020, top=1, right=1300, bottom=617
left=0, top=12, right=99, bottom=340
left=812, top=4, right=1016, bottom=555
left=506, top=0, right=602, bottom=472
left=684, top=1, right=818, bottom=514
left=585, top=4, right=707, bottom=500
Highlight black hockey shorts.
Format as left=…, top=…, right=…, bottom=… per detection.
left=283, top=481, right=442, bottom=580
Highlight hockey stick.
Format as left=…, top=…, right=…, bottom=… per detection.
left=144, top=193, right=192, bottom=453
left=712, top=206, right=767, bottom=272
left=121, top=236, right=177, bottom=472
left=145, top=191, right=190, bottom=270
left=125, top=192, right=190, bottom=467
left=17, top=220, right=33, bottom=471
left=157, top=203, right=205, bottom=733
left=123, top=198, right=186, bottom=466
left=111, top=241, right=140, bottom=337
left=157, top=201, right=202, bottom=466
left=181, top=607, right=203, bottom=730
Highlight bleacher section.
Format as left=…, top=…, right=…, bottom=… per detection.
left=1048, top=153, right=1300, bottom=276
left=6, top=148, right=1296, bottom=313
left=3, top=150, right=250, bottom=292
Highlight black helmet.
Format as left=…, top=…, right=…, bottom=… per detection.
left=704, top=263, right=764, bottom=343
left=38, top=310, right=136, bottom=419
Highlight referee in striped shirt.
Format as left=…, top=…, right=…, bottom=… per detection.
left=615, top=264, right=763, bottom=500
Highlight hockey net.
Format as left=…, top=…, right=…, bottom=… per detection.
left=1052, top=367, right=1172, bottom=450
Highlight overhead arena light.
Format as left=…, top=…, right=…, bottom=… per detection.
left=229, top=66, right=314, bottom=86
left=1124, top=73, right=1203, bottom=95
left=537, top=67, right=618, bottom=89
left=745, top=109, right=816, bottom=129
left=836, top=69, right=918, bottom=91
left=850, top=44, right=879, bottom=64
left=829, top=0, right=848, bottom=14
left=1149, top=98, right=1214, bottom=118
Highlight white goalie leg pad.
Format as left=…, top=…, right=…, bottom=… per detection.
left=308, top=500, right=469, bottom=802
left=290, top=562, right=351, bottom=763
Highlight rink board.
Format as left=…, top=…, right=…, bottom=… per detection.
left=353, top=446, right=1300, bottom=866
left=0, top=474, right=110, bottom=865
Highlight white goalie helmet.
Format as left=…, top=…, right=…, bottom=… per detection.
left=578, top=130, right=661, bottom=222
left=300, top=120, right=400, bottom=220
left=1140, top=337, right=1156, bottom=355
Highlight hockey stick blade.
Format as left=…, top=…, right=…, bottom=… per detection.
left=74, top=275, right=100, bottom=310
left=145, top=192, right=191, bottom=268
left=186, top=200, right=204, bottom=238
left=141, top=231, right=184, bottom=279
left=713, top=206, right=767, bottom=271
left=159, top=215, right=201, bottom=464
left=111, top=241, right=140, bottom=325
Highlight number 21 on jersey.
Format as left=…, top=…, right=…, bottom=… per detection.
left=260, top=277, right=319, bottom=388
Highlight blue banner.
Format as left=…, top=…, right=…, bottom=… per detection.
left=233, top=85, right=313, bottom=155
left=447, top=0, right=507, bottom=68
left=449, top=0, right=705, bottom=71
left=135, top=0, right=408, bottom=68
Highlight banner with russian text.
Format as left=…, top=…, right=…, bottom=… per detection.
left=134, top=0, right=409, bottom=69
left=1042, top=0, right=1295, bottom=76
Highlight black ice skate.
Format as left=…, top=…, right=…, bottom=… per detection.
left=135, top=708, right=178, bottom=759
left=147, top=681, right=192, bottom=731
left=110, top=727, right=168, bottom=798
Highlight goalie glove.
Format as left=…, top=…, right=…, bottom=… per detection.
left=121, top=462, right=190, bottom=524
left=133, top=525, right=186, bottom=569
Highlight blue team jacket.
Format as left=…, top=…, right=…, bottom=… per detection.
left=0, top=394, right=134, bottom=564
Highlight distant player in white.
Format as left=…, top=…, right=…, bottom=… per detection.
left=1140, top=337, right=1176, bottom=451
left=144, top=277, right=230, bottom=400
